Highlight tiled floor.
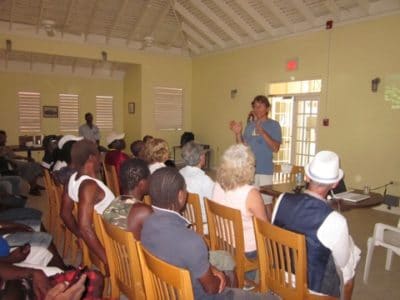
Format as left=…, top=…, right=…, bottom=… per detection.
left=26, top=188, right=400, bottom=300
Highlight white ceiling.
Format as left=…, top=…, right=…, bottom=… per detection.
left=0, top=0, right=399, bottom=77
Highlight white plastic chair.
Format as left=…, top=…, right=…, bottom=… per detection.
left=363, top=219, right=400, bottom=283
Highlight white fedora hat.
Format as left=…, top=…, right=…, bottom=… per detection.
left=305, top=151, right=344, bottom=184
left=58, top=135, right=83, bottom=149
left=106, top=132, right=125, bottom=145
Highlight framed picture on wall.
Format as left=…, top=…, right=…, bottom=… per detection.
left=43, top=106, right=58, bottom=118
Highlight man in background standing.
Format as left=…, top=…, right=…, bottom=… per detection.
left=79, top=113, right=100, bottom=145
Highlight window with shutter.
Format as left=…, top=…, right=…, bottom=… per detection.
left=96, top=96, right=113, bottom=131
left=154, top=87, right=183, bottom=131
left=18, top=92, right=41, bottom=133
left=59, top=94, right=79, bottom=132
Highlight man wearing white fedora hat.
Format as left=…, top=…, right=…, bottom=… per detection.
left=271, top=151, right=360, bottom=300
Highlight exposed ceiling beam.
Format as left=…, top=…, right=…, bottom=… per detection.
left=126, top=1, right=151, bottom=45
left=168, top=0, right=190, bottom=53
left=9, top=0, right=15, bottom=30
left=61, top=0, right=75, bottom=37
left=84, top=0, right=99, bottom=41
left=189, top=0, right=242, bottom=44
left=147, top=2, right=170, bottom=38
left=234, top=0, right=274, bottom=36
left=290, top=0, right=316, bottom=26
left=106, top=0, right=129, bottom=43
left=36, top=0, right=45, bottom=33
left=211, top=0, right=258, bottom=40
left=261, top=0, right=294, bottom=32
left=181, top=22, right=213, bottom=50
left=356, top=0, right=370, bottom=15
left=187, top=40, right=200, bottom=54
left=174, top=1, right=225, bottom=48
left=325, top=0, right=341, bottom=20
left=165, top=28, right=181, bottom=49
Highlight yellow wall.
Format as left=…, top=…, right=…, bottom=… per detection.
left=0, top=33, right=192, bottom=150
left=0, top=71, right=123, bottom=146
left=192, top=14, right=400, bottom=194
left=123, top=64, right=142, bottom=145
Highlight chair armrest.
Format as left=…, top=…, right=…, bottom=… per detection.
left=373, top=223, right=400, bottom=241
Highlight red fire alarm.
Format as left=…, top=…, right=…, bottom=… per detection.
left=286, top=59, right=298, bottom=71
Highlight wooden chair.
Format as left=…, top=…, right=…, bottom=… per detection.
left=254, top=218, right=337, bottom=300
left=205, top=198, right=258, bottom=288
left=72, top=204, right=107, bottom=271
left=143, top=194, right=152, bottom=205
left=182, top=192, right=204, bottom=236
left=102, top=162, right=120, bottom=196
left=273, top=164, right=304, bottom=184
left=100, top=218, right=145, bottom=299
left=254, top=217, right=307, bottom=299
left=43, top=169, right=56, bottom=233
left=43, top=169, right=65, bottom=252
left=137, top=242, right=194, bottom=300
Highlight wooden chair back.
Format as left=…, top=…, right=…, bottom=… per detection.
left=254, top=217, right=307, bottom=299
left=43, top=169, right=55, bottom=231
left=205, top=198, right=258, bottom=288
left=182, top=193, right=204, bottom=235
left=143, top=194, right=152, bottom=205
left=72, top=203, right=107, bottom=276
left=103, top=162, right=120, bottom=196
left=273, top=164, right=304, bottom=184
left=137, top=243, right=194, bottom=300
left=100, top=218, right=145, bottom=299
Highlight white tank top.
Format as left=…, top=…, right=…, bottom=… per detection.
left=68, top=172, right=115, bottom=214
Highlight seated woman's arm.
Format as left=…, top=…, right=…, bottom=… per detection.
left=246, top=188, right=270, bottom=222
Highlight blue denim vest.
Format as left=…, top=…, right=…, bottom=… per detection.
left=274, top=193, right=341, bottom=297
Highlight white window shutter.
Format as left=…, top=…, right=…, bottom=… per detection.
left=154, top=87, right=183, bottom=130
left=18, top=92, right=41, bottom=133
left=96, top=96, right=113, bottom=131
left=59, top=94, right=79, bottom=132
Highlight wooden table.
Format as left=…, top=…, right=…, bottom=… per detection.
left=260, top=182, right=384, bottom=212
left=10, top=145, right=44, bottom=159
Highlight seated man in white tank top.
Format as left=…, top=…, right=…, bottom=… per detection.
left=61, top=139, right=115, bottom=268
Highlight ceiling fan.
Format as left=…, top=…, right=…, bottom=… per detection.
left=41, top=19, right=57, bottom=37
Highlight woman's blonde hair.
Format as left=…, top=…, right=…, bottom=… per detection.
left=216, top=144, right=255, bottom=191
left=143, top=138, right=169, bottom=164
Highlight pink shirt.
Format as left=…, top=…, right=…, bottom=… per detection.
left=212, top=183, right=257, bottom=252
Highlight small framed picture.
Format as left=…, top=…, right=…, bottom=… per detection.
left=128, top=102, right=135, bottom=114
left=43, top=106, right=58, bottom=118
